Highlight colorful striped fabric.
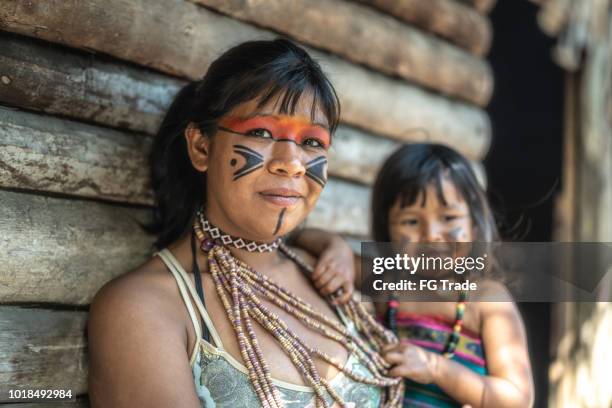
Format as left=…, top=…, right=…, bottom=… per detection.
left=393, top=313, right=487, bottom=407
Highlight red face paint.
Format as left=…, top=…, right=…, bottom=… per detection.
left=219, top=115, right=331, bottom=150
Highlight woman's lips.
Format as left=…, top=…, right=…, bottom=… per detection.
left=259, top=188, right=303, bottom=207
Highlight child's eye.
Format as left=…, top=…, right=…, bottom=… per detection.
left=247, top=128, right=273, bottom=139
left=444, top=214, right=466, bottom=222
left=401, top=219, right=419, bottom=226
left=302, top=138, right=325, bottom=149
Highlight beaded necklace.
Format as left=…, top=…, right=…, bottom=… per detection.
left=386, top=290, right=468, bottom=358
left=193, top=214, right=404, bottom=408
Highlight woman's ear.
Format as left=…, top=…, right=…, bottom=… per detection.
left=185, top=123, right=210, bottom=172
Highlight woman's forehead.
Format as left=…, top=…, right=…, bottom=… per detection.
left=225, top=93, right=329, bottom=128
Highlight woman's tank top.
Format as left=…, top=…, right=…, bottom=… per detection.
left=156, top=248, right=383, bottom=408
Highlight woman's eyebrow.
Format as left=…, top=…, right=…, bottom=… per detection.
left=237, top=112, right=330, bottom=131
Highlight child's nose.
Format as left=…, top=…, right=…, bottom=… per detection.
left=422, top=222, right=445, bottom=243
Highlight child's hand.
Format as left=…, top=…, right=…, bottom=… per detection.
left=382, top=342, right=439, bottom=384
left=311, top=236, right=355, bottom=304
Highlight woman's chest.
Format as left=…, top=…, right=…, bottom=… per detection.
left=200, top=272, right=351, bottom=385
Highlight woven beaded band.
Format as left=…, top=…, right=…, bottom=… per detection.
left=196, top=209, right=282, bottom=253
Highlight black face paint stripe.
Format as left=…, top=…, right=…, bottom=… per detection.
left=273, top=208, right=286, bottom=235
left=232, top=144, right=264, bottom=181
left=305, top=156, right=327, bottom=188
left=448, top=226, right=464, bottom=240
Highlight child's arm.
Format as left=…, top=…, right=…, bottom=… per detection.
left=383, top=287, right=534, bottom=407
left=292, top=228, right=357, bottom=304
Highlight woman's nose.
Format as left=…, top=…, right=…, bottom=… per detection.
left=267, top=141, right=306, bottom=178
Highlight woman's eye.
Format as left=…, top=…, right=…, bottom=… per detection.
left=401, top=219, right=418, bottom=226
left=302, top=138, right=325, bottom=149
left=247, top=128, right=273, bottom=139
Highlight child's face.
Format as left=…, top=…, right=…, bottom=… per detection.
left=388, top=176, right=474, bottom=245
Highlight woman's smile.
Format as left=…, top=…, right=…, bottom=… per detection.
left=259, top=187, right=304, bottom=207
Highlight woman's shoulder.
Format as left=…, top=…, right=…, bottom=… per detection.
left=89, top=254, right=185, bottom=333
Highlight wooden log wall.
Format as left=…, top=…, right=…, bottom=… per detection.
left=0, top=0, right=496, bottom=404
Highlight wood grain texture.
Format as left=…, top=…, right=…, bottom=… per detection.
left=321, top=54, right=491, bottom=159
left=0, top=307, right=88, bottom=400
left=0, top=0, right=491, bottom=158
left=356, top=0, right=492, bottom=56
left=190, top=0, right=493, bottom=105
left=0, top=107, right=153, bottom=205
left=0, top=33, right=181, bottom=135
left=328, top=126, right=399, bottom=184
left=307, top=179, right=371, bottom=237
left=0, top=190, right=154, bottom=304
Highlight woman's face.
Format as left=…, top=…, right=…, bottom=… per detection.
left=186, top=94, right=330, bottom=242
left=388, top=176, right=474, bottom=246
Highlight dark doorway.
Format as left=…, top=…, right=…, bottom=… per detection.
left=485, top=1, right=564, bottom=407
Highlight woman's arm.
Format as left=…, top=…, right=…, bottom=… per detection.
left=383, top=293, right=534, bottom=407
left=88, top=276, right=202, bottom=408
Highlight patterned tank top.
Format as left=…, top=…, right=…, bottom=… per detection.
left=157, top=249, right=383, bottom=408
left=392, top=312, right=487, bottom=408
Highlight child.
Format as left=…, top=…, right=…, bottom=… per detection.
left=297, top=143, right=534, bottom=407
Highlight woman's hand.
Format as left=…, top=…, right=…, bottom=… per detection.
left=382, top=342, right=439, bottom=384
left=311, top=235, right=355, bottom=304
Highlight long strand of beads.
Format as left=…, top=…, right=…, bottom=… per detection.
left=196, top=217, right=404, bottom=407
left=214, top=253, right=334, bottom=406
left=228, top=253, right=394, bottom=378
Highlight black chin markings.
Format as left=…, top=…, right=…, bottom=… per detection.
left=232, top=145, right=264, bottom=181
left=273, top=208, right=286, bottom=236
left=305, top=156, right=327, bottom=188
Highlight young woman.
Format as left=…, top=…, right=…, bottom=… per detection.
left=297, top=144, right=534, bottom=407
left=87, top=39, right=404, bottom=408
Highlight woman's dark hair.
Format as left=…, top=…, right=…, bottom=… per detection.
left=371, top=143, right=499, bottom=243
left=148, top=38, right=341, bottom=249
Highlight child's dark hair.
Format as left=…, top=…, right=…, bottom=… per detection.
left=371, top=143, right=499, bottom=243
left=148, top=38, right=341, bottom=249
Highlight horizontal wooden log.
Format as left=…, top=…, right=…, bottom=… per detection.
left=306, top=179, right=371, bottom=237
left=321, top=54, right=491, bottom=160
left=0, top=107, right=153, bottom=205
left=0, top=190, right=154, bottom=304
left=0, top=307, right=87, bottom=400
left=457, top=0, right=497, bottom=14
left=356, top=0, right=492, bottom=56
left=190, top=0, right=492, bottom=105
left=329, top=126, right=399, bottom=184
left=0, top=0, right=491, bottom=159
left=0, top=34, right=181, bottom=135
left=0, top=183, right=368, bottom=305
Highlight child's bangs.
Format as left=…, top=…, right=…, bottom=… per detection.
left=399, top=160, right=450, bottom=208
